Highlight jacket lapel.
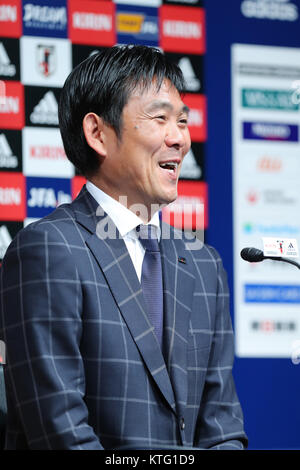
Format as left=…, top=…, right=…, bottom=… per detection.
left=72, top=187, right=177, bottom=414
left=160, top=223, right=196, bottom=415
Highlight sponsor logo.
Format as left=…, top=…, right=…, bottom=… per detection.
left=166, top=53, right=203, bottom=93
left=160, top=5, right=205, bottom=54
left=116, top=5, right=159, bottom=46
left=243, top=121, right=299, bottom=142
left=257, top=156, right=282, bottom=172
left=291, top=80, right=300, bottom=105
left=0, top=0, right=22, bottom=38
left=69, top=0, right=115, bottom=47
left=116, top=0, right=162, bottom=6
left=23, top=0, right=67, bottom=38
left=0, top=221, right=22, bottom=259
left=163, top=19, right=201, bottom=38
left=26, top=176, right=71, bottom=218
left=0, top=132, right=18, bottom=169
left=251, top=320, right=296, bottom=332
left=162, top=180, right=207, bottom=230
left=0, top=41, right=16, bottom=77
left=246, top=188, right=297, bottom=206
left=0, top=172, right=25, bottom=220
left=180, top=148, right=201, bottom=179
left=237, top=62, right=300, bottom=80
left=242, top=88, right=299, bottom=111
left=180, top=142, right=204, bottom=180
left=29, top=144, right=65, bottom=160
left=241, top=0, right=298, bottom=22
left=0, top=224, right=12, bottom=258
left=73, top=11, right=112, bottom=30
left=28, top=89, right=59, bottom=126
left=178, top=57, right=201, bottom=92
left=243, top=222, right=300, bottom=236
left=183, top=94, right=207, bottom=142
left=37, top=44, right=56, bottom=77
left=244, top=284, right=300, bottom=303
left=262, top=237, right=299, bottom=258
left=0, top=38, right=20, bottom=81
left=245, top=189, right=258, bottom=204
left=23, top=127, right=73, bottom=178
left=21, top=36, right=71, bottom=86
left=0, top=81, right=24, bottom=129
left=0, top=186, right=21, bottom=204
left=0, top=2, right=17, bottom=21
left=0, top=130, right=21, bottom=171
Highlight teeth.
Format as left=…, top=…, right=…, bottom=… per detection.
left=160, top=162, right=178, bottom=169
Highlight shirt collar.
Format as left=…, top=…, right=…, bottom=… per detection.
left=86, top=181, right=161, bottom=241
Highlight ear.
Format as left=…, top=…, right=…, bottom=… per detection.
left=82, top=113, right=107, bottom=157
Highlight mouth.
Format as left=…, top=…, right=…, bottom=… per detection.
left=158, top=160, right=180, bottom=179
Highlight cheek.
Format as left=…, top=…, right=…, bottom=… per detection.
left=184, top=130, right=192, bottom=151
left=184, top=143, right=191, bottom=157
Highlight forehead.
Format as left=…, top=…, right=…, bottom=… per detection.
left=126, top=79, right=187, bottom=113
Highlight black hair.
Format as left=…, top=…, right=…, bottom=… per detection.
left=58, top=45, right=185, bottom=177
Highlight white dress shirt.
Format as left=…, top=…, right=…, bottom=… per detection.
left=86, top=180, right=161, bottom=282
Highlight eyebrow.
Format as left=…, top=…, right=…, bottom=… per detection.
left=145, top=100, right=190, bottom=115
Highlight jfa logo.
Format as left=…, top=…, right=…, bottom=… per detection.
left=37, top=44, right=56, bottom=77
left=26, top=176, right=71, bottom=218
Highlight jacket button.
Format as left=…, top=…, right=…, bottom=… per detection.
left=180, top=417, right=185, bottom=430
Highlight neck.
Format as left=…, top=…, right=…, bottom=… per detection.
left=88, top=178, right=161, bottom=224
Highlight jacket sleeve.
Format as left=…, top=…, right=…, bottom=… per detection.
left=194, top=246, right=248, bottom=450
left=0, top=225, right=103, bottom=449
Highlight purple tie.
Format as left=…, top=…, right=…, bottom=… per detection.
left=137, top=224, right=163, bottom=348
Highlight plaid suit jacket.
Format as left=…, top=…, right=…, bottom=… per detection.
left=0, top=186, right=247, bottom=450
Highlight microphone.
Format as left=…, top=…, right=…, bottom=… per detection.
left=240, top=247, right=300, bottom=270
left=240, top=247, right=264, bottom=262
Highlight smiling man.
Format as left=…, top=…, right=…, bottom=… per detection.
left=85, top=79, right=190, bottom=218
left=0, top=45, right=247, bottom=450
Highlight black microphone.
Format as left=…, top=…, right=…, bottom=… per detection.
left=240, top=247, right=264, bottom=262
left=240, top=247, right=300, bottom=270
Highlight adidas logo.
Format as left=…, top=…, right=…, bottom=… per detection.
left=241, top=0, right=298, bottom=21
left=30, top=91, right=58, bottom=125
left=0, top=42, right=16, bottom=77
left=178, top=57, right=201, bottom=92
left=0, top=225, right=12, bottom=259
left=0, top=133, right=18, bottom=168
left=180, top=148, right=202, bottom=179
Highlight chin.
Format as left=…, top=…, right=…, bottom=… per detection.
left=159, top=192, right=178, bottom=206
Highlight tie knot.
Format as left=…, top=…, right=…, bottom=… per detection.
left=136, top=224, right=160, bottom=252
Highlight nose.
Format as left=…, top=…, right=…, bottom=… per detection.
left=164, top=121, right=189, bottom=149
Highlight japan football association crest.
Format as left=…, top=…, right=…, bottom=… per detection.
left=36, top=45, right=56, bottom=78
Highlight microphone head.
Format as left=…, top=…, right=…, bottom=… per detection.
left=240, top=247, right=264, bottom=262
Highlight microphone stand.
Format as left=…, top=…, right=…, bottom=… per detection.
left=263, top=256, right=300, bottom=270
left=240, top=247, right=300, bottom=270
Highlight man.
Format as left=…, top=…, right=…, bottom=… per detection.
left=0, top=45, right=247, bottom=450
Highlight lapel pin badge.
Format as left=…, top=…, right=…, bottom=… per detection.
left=178, top=257, right=186, bottom=264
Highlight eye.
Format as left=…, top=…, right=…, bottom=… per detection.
left=178, top=118, right=188, bottom=126
left=155, top=115, right=167, bottom=121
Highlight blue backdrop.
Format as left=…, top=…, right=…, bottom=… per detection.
left=205, top=0, right=300, bottom=450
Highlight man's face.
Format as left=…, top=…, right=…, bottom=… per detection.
left=98, top=79, right=191, bottom=217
